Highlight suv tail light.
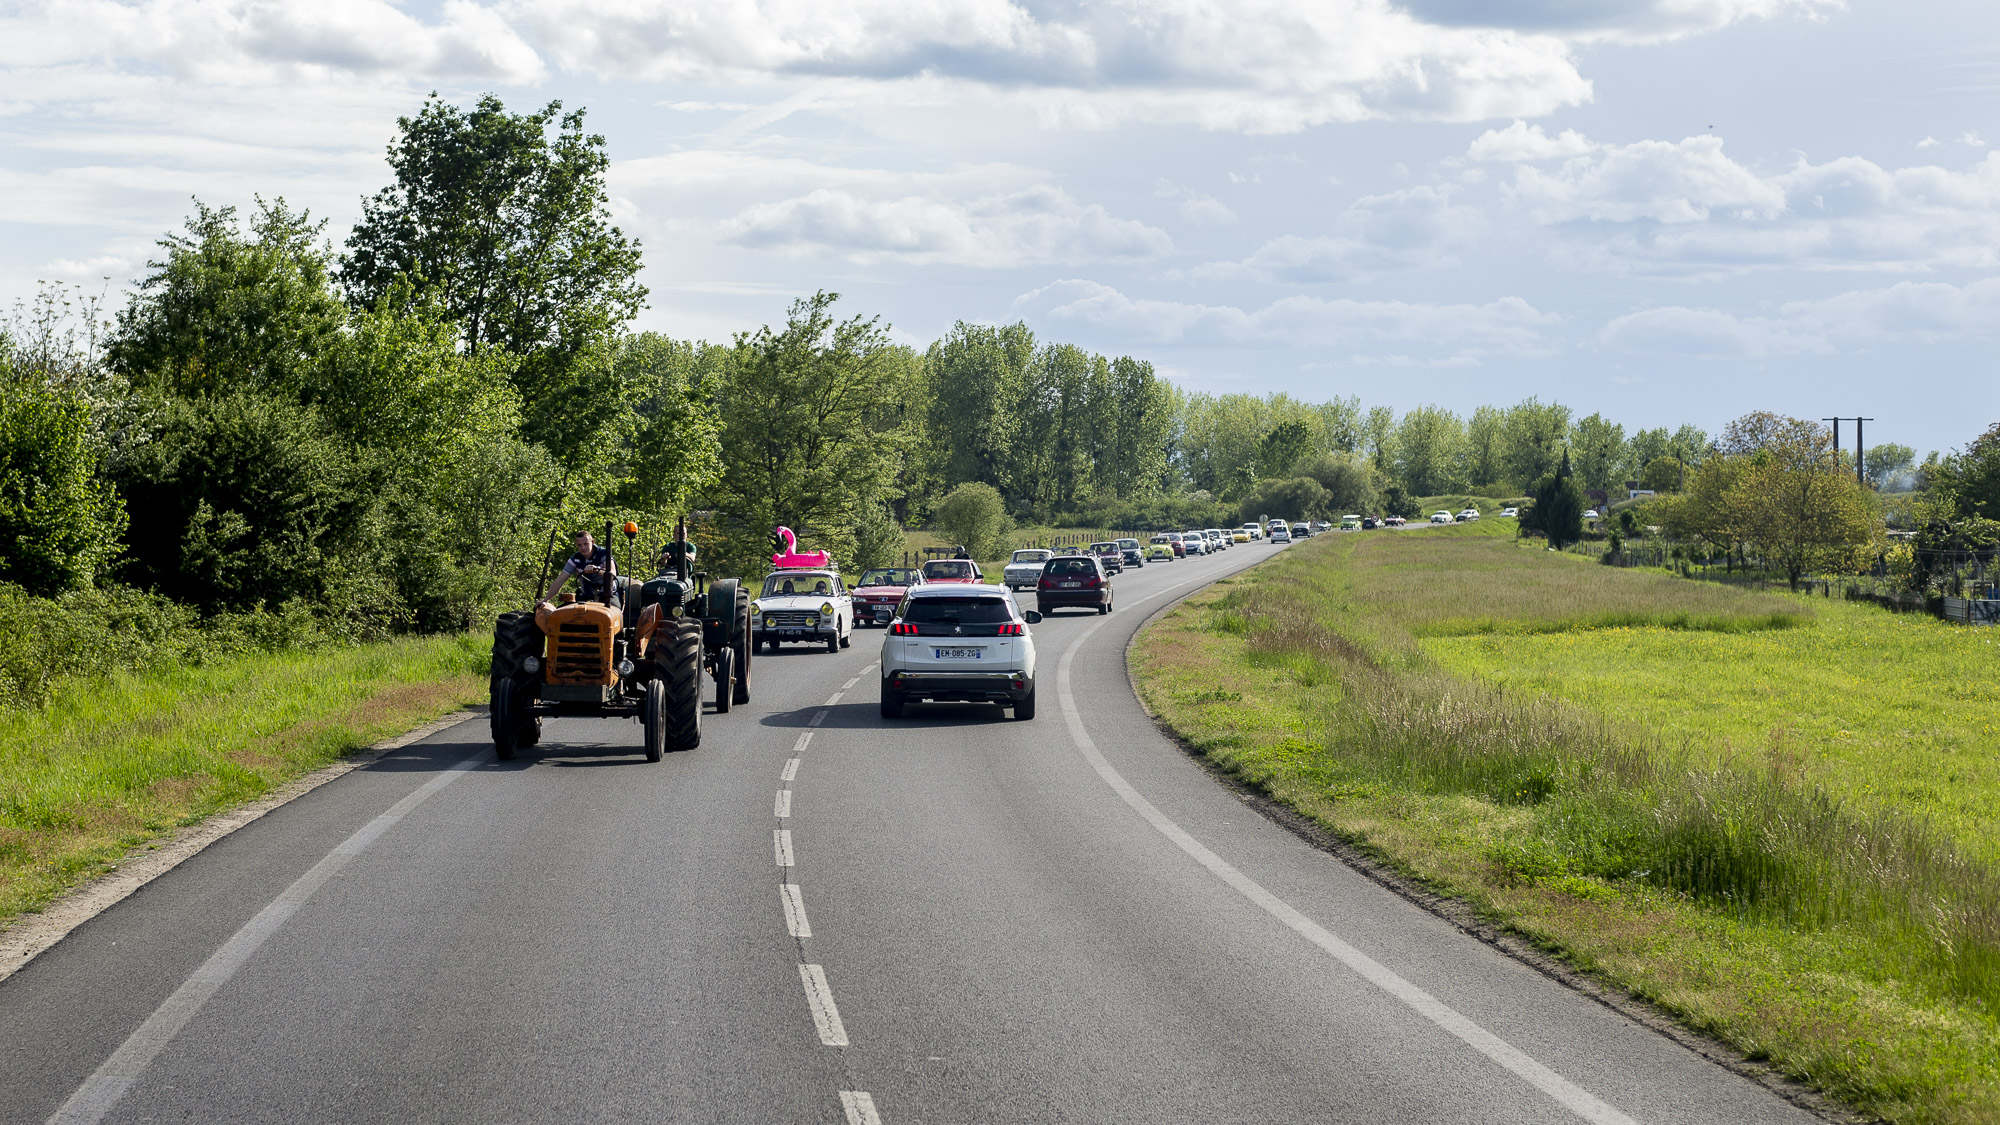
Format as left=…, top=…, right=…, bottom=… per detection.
left=1039, top=577, right=1054, bottom=589
left=890, top=622, right=919, bottom=635
left=996, top=623, right=1024, bottom=636
left=1082, top=576, right=1101, bottom=588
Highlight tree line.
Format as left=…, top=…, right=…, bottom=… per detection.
left=0, top=92, right=1989, bottom=647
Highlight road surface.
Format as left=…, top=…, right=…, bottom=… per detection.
left=1, top=539, right=1817, bottom=1124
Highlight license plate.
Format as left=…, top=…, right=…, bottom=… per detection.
left=1061, top=581, right=1080, bottom=588
left=934, top=647, right=982, bottom=659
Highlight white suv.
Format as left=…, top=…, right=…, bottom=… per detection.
left=881, top=585, right=1040, bottom=720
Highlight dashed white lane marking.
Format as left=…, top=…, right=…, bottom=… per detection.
left=775, top=790, right=792, bottom=818
left=825, top=692, right=845, bottom=706
left=781, top=758, right=801, bottom=782
left=809, top=709, right=829, bottom=727
left=793, top=731, right=815, bottom=754
left=799, top=963, right=850, bottom=1046
left=782, top=884, right=813, bottom=938
left=840, top=1090, right=883, bottom=1125
left=48, top=752, right=486, bottom=1125
left=1053, top=580, right=1638, bottom=1125
left=841, top=675, right=861, bottom=691
left=774, top=829, right=795, bottom=867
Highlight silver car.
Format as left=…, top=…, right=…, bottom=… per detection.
left=1003, top=548, right=1054, bottom=591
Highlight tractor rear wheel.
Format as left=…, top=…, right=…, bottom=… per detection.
left=663, top=619, right=704, bottom=752
left=732, top=593, right=752, bottom=705
left=642, top=679, right=665, bottom=762
left=713, top=645, right=733, bottom=714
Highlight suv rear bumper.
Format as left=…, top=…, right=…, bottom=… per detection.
left=885, top=670, right=1031, bottom=703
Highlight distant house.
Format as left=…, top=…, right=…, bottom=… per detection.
left=1585, top=489, right=1609, bottom=510
left=1628, top=488, right=1657, bottom=501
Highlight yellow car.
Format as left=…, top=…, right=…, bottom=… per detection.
left=1146, top=542, right=1177, bottom=561
left=1231, top=529, right=1251, bottom=543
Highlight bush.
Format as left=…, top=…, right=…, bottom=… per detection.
left=931, top=482, right=1012, bottom=559
left=847, top=504, right=906, bottom=571
left=0, top=382, right=126, bottom=595
left=1238, top=476, right=1330, bottom=525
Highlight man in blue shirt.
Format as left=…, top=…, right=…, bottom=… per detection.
left=546, top=530, right=618, bottom=604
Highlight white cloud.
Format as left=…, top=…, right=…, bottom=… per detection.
left=1012, top=279, right=1560, bottom=360
left=1154, top=180, right=1236, bottom=224
left=717, top=185, right=1173, bottom=267
left=1, top=0, right=545, bottom=84
left=1467, top=119, right=1594, bottom=162
left=1475, top=129, right=2000, bottom=273
left=1200, top=184, right=1485, bottom=280
left=1599, top=277, right=2000, bottom=357
left=1395, top=0, right=1837, bottom=45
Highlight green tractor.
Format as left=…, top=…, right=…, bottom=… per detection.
left=487, top=519, right=753, bottom=762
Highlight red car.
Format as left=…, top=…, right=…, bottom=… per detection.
left=852, top=566, right=924, bottom=627
left=920, top=558, right=983, bottom=585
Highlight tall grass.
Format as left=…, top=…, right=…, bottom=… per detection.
left=1210, top=528, right=2000, bottom=1014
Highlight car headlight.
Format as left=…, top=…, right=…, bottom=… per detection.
left=522, top=655, right=541, bottom=673
left=749, top=600, right=760, bottom=614
left=616, top=658, right=635, bottom=677
left=820, top=602, right=835, bottom=615
left=764, top=616, right=776, bottom=628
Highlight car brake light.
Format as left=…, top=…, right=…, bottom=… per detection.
left=1082, top=576, right=1101, bottom=588
left=891, top=622, right=919, bottom=635
left=1039, top=577, right=1054, bottom=588
left=996, top=623, right=1023, bottom=636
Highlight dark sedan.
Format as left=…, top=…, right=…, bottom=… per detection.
left=1037, top=555, right=1113, bottom=615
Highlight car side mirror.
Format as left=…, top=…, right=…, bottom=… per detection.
left=1023, top=610, right=1042, bottom=624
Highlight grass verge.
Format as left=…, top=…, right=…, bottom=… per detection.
left=1132, top=523, right=2000, bottom=1124
left=0, top=634, right=486, bottom=926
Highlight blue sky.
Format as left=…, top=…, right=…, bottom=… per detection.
left=3, top=0, right=1997, bottom=456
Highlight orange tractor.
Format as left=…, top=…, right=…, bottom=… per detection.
left=487, top=519, right=752, bottom=761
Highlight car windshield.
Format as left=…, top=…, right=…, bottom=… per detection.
left=922, top=560, right=976, bottom=580
left=1091, top=543, right=1118, bottom=553
left=1116, top=539, right=1138, bottom=549
left=762, top=571, right=835, bottom=597
left=858, top=568, right=917, bottom=587
left=1150, top=536, right=1170, bottom=544
left=903, top=596, right=1013, bottom=624
left=1011, top=550, right=1052, bottom=564
left=1047, top=557, right=1097, bottom=575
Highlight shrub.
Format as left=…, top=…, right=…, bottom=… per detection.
left=931, top=481, right=1012, bottom=559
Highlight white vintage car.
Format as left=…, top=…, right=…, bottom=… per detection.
left=750, top=568, right=853, bottom=653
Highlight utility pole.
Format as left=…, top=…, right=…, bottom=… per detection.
left=1854, top=417, right=1873, bottom=484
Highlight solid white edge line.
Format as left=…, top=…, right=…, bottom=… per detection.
left=782, top=884, right=812, bottom=938
left=793, top=731, right=815, bottom=754
left=774, top=829, right=795, bottom=867
left=775, top=790, right=792, bottom=818
left=781, top=758, right=800, bottom=782
left=1053, top=573, right=1638, bottom=1125
left=47, top=752, right=487, bottom=1125
left=799, top=963, right=850, bottom=1046
left=840, top=1090, right=883, bottom=1125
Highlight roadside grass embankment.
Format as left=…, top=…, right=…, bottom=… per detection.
left=1132, top=521, right=2000, bottom=1124
left=0, top=635, right=485, bottom=927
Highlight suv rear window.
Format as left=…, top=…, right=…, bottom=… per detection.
left=903, top=597, right=1013, bottom=624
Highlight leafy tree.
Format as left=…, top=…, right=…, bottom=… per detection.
left=1570, top=412, right=1628, bottom=491
left=1381, top=484, right=1421, bottom=520
left=1292, top=451, right=1378, bottom=515
left=1238, top=477, right=1329, bottom=525
left=107, top=199, right=346, bottom=399
left=0, top=378, right=126, bottom=595
left=931, top=482, right=1012, bottom=560
left=1391, top=405, right=1465, bottom=496
left=1862, top=443, right=1915, bottom=491
left=341, top=94, right=645, bottom=461
left=1628, top=427, right=1672, bottom=477
left=1363, top=405, right=1396, bottom=474
left=709, top=292, right=907, bottom=575
left=1500, top=397, right=1572, bottom=488
left=109, top=390, right=380, bottom=617
left=848, top=504, right=907, bottom=572
left=1463, top=404, right=1507, bottom=491
left=1257, top=419, right=1312, bottom=481
left=1100, top=355, right=1174, bottom=499
left=924, top=322, right=1033, bottom=496
left=608, top=333, right=726, bottom=516
left=1522, top=450, right=1585, bottom=550
left=1638, top=456, right=1685, bottom=493
left=1654, top=456, right=1749, bottom=557
left=1735, top=444, right=1877, bottom=590
left=1930, top=424, right=2000, bottom=519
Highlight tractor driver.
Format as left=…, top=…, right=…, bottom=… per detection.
left=547, top=530, right=618, bottom=604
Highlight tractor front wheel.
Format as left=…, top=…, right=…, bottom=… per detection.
left=713, top=644, right=734, bottom=714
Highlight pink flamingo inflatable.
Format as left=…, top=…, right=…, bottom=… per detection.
left=771, top=526, right=832, bottom=569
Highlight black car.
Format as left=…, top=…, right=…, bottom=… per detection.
left=1361, top=516, right=1380, bottom=530
left=1037, top=554, right=1113, bottom=615
left=1116, top=537, right=1145, bottom=568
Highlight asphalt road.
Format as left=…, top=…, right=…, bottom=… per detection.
left=1, top=538, right=1818, bottom=1125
